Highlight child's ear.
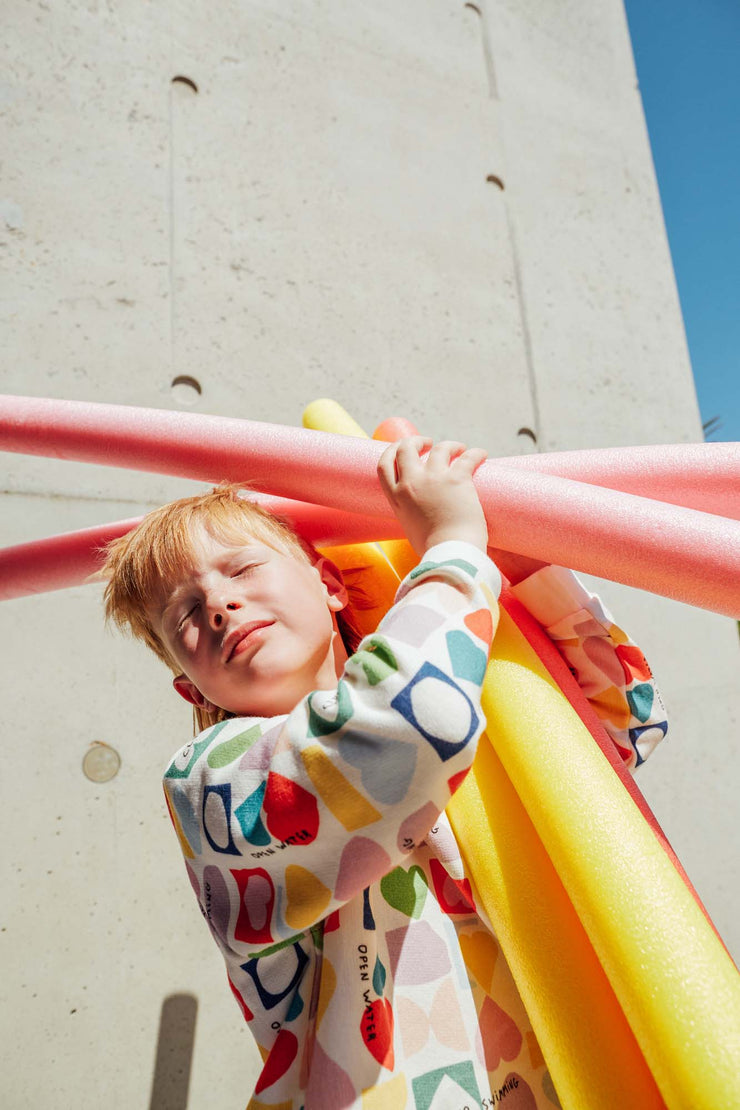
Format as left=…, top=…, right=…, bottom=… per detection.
left=173, top=674, right=217, bottom=712
left=314, top=557, right=349, bottom=612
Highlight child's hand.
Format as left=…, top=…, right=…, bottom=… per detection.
left=377, top=437, right=489, bottom=555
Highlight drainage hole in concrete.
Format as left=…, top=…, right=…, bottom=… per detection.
left=171, top=75, right=199, bottom=94
left=171, top=375, right=202, bottom=406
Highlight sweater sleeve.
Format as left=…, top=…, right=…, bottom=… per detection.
left=510, top=565, right=668, bottom=772
left=163, top=541, right=500, bottom=956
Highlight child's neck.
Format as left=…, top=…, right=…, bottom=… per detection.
left=331, top=626, right=349, bottom=681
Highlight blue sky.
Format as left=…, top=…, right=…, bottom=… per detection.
left=624, top=0, right=740, bottom=442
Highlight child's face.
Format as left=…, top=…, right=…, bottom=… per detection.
left=152, top=526, right=347, bottom=718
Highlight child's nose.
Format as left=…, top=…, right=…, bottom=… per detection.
left=208, top=598, right=241, bottom=629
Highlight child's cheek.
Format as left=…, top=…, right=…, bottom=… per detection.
left=181, top=628, right=200, bottom=659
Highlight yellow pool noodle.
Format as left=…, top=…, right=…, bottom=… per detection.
left=303, top=399, right=368, bottom=439
left=303, top=399, right=418, bottom=580
left=481, top=608, right=740, bottom=1109
left=448, top=710, right=665, bottom=1108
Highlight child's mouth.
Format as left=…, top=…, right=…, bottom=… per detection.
left=224, top=621, right=275, bottom=662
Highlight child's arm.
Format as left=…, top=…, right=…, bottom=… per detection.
left=480, top=542, right=667, bottom=770
left=510, top=564, right=668, bottom=770
left=163, top=439, right=499, bottom=952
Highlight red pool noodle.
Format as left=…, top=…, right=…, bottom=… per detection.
left=1, top=394, right=739, bottom=615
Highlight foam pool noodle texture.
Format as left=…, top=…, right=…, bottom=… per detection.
left=1, top=394, right=739, bottom=614
left=471, top=609, right=740, bottom=1109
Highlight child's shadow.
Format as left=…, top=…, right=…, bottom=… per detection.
left=148, top=994, right=197, bottom=1110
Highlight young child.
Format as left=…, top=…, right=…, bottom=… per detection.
left=103, top=437, right=667, bottom=1110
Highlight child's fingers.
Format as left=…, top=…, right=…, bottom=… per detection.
left=377, top=436, right=432, bottom=489
left=378, top=438, right=486, bottom=496
left=426, top=440, right=469, bottom=472
left=376, top=443, right=398, bottom=494
left=395, top=436, right=434, bottom=478
left=456, top=446, right=488, bottom=474
left=427, top=441, right=487, bottom=475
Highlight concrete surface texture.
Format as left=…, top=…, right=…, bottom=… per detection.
left=1, top=1, right=737, bottom=1107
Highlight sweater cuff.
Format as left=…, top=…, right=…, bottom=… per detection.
left=509, top=564, right=592, bottom=628
left=397, top=541, right=502, bottom=603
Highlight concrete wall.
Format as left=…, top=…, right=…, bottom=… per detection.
left=2, top=1, right=737, bottom=1107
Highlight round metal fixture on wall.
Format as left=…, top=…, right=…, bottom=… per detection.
left=82, top=742, right=121, bottom=783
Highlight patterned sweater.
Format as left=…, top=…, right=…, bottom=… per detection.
left=163, top=542, right=668, bottom=1110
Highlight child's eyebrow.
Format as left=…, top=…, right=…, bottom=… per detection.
left=223, top=547, right=258, bottom=562
left=218, top=544, right=276, bottom=569
left=221, top=540, right=266, bottom=558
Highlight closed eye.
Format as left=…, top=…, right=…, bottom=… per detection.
left=177, top=603, right=198, bottom=632
left=232, top=564, right=259, bottom=577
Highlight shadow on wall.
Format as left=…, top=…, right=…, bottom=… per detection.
left=149, top=994, right=197, bottom=1110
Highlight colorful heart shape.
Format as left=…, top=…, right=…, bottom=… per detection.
left=464, top=607, right=494, bottom=644
left=477, top=997, right=522, bottom=1070
left=616, top=643, right=653, bottom=682
left=380, top=864, right=429, bottom=918
left=263, top=772, right=319, bottom=844
left=627, top=681, right=655, bottom=722
left=351, top=635, right=399, bottom=685
left=254, top=1028, right=298, bottom=1094
left=429, top=857, right=475, bottom=916
left=361, top=998, right=394, bottom=1070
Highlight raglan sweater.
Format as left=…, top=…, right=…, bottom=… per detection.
left=163, top=542, right=667, bottom=1110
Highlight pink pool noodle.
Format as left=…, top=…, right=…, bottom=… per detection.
left=0, top=496, right=406, bottom=601
left=0, top=518, right=144, bottom=600
left=370, top=424, right=740, bottom=519
left=513, top=443, right=740, bottom=520
left=2, top=394, right=735, bottom=514
left=1, top=395, right=739, bottom=616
